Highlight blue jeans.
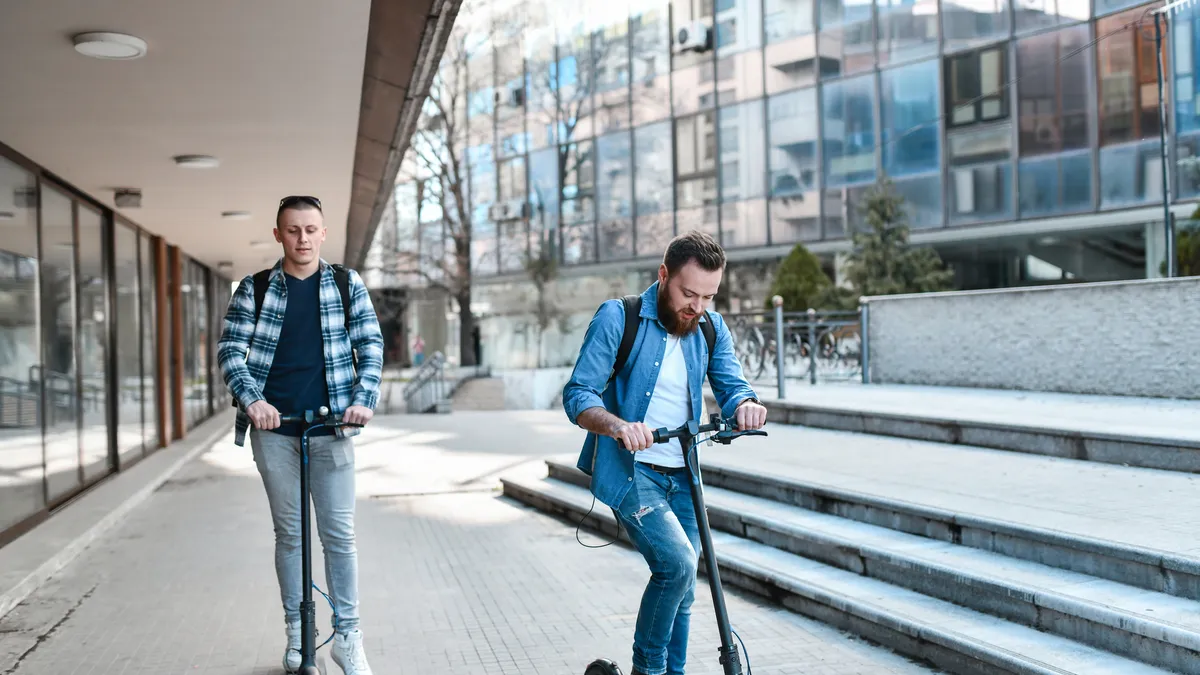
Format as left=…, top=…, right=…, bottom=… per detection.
left=614, top=462, right=702, bottom=675
left=250, top=429, right=360, bottom=632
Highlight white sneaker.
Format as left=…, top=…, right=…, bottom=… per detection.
left=331, top=628, right=373, bottom=675
left=283, top=621, right=301, bottom=673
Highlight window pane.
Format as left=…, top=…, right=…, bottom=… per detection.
left=676, top=111, right=720, bottom=209
left=1173, top=13, right=1199, bottom=134
left=1099, top=139, right=1163, bottom=208
left=942, top=0, right=1010, bottom=51
left=499, top=157, right=527, bottom=202
left=821, top=73, right=877, bottom=187
left=556, top=10, right=596, bottom=142
left=877, top=0, right=938, bottom=65
left=893, top=172, right=944, bottom=228
left=138, top=235, right=158, bottom=452
left=529, top=147, right=561, bottom=231
left=720, top=199, right=769, bottom=247
left=1019, top=150, right=1093, bottom=217
left=1017, top=25, right=1092, bottom=157
left=819, top=0, right=876, bottom=79
left=472, top=222, right=499, bottom=275
left=0, top=157, right=45, bottom=530
left=765, top=0, right=815, bottom=44
left=716, top=49, right=765, bottom=105
left=593, top=0, right=632, bottom=133
left=114, top=222, right=142, bottom=465
left=631, top=0, right=673, bottom=124
left=597, top=131, right=634, bottom=222
left=562, top=222, right=597, bottom=264
left=561, top=140, right=596, bottom=225
left=634, top=120, right=675, bottom=216
left=673, top=63, right=717, bottom=116
left=1176, top=131, right=1200, bottom=197
left=1098, top=8, right=1167, bottom=145
left=716, top=0, right=764, bottom=57
left=945, top=45, right=1010, bottom=129
left=1095, top=0, right=1144, bottom=18
left=526, top=13, right=558, bottom=149
left=768, top=87, right=819, bottom=196
left=882, top=59, right=941, bottom=176
left=637, top=211, right=675, bottom=256
left=500, top=220, right=528, bottom=273
left=1013, top=0, right=1087, bottom=34
left=719, top=99, right=767, bottom=204
left=949, top=162, right=1012, bottom=222
left=76, top=206, right=109, bottom=482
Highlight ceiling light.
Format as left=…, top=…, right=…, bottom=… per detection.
left=221, top=210, right=251, bottom=220
left=73, top=32, right=148, bottom=60
left=174, top=155, right=220, bottom=169
left=0, top=211, right=14, bottom=221
left=250, top=241, right=274, bottom=249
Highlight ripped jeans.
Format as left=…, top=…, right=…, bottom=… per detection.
left=614, top=462, right=702, bottom=675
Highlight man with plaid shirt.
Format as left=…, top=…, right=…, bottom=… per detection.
left=217, top=195, right=384, bottom=675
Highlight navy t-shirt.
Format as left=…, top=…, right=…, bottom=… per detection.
left=262, top=272, right=332, bottom=437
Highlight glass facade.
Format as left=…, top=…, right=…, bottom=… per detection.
left=0, top=147, right=230, bottom=545
left=392, top=0, right=1196, bottom=283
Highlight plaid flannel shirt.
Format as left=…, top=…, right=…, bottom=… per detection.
left=217, top=258, right=385, bottom=447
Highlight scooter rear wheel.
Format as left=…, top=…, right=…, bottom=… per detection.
left=584, top=658, right=623, bottom=675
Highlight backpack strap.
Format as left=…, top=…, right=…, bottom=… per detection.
left=251, top=269, right=272, bottom=324
left=608, top=295, right=642, bottom=386
left=330, top=263, right=352, bottom=335
left=699, top=311, right=717, bottom=366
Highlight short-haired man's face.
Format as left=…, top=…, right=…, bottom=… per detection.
left=657, top=259, right=722, bottom=336
left=274, top=207, right=326, bottom=268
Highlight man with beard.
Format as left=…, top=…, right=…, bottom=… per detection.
left=562, top=230, right=768, bottom=675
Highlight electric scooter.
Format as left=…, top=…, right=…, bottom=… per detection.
left=586, top=413, right=767, bottom=675
left=277, top=407, right=363, bottom=675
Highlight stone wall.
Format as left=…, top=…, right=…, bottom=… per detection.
left=866, top=277, right=1200, bottom=399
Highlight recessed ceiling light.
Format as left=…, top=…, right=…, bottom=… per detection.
left=0, top=211, right=14, bottom=221
left=73, top=32, right=148, bottom=60
left=174, top=155, right=220, bottom=169
left=221, top=210, right=251, bottom=220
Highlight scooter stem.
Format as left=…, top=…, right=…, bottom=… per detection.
left=684, top=431, right=744, bottom=675
left=299, top=424, right=318, bottom=674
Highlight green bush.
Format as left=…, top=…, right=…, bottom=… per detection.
left=765, top=243, right=832, bottom=312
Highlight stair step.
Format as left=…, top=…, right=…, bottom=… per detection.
left=502, top=474, right=1176, bottom=675
left=546, top=459, right=1200, bottom=671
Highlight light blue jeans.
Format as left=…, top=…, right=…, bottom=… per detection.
left=250, top=429, right=360, bottom=632
left=614, top=462, right=702, bottom=675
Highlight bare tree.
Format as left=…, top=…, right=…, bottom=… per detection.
left=391, top=27, right=487, bottom=367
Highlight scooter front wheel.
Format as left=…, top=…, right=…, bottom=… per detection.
left=584, top=658, right=623, bottom=675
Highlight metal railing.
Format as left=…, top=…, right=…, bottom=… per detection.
left=724, top=298, right=868, bottom=396
left=401, top=351, right=447, bottom=414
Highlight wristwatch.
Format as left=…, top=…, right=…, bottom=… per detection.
left=736, top=397, right=762, bottom=408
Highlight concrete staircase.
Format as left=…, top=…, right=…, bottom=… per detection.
left=451, top=377, right=506, bottom=411
left=502, top=409, right=1200, bottom=675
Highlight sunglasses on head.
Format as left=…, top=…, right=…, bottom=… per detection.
left=278, top=195, right=322, bottom=211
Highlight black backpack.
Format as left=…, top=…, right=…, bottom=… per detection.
left=607, top=294, right=717, bottom=386
left=231, top=264, right=355, bottom=409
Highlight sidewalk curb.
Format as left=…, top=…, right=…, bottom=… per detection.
left=0, top=414, right=232, bottom=621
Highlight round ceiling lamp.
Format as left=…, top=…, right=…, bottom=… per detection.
left=174, top=155, right=220, bottom=169
left=221, top=210, right=252, bottom=220
left=73, top=32, right=148, bottom=60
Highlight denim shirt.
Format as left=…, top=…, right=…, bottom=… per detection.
left=562, top=281, right=757, bottom=509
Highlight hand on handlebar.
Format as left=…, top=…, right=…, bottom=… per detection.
left=342, top=405, right=373, bottom=427
left=734, top=399, right=768, bottom=432
left=613, top=420, right=655, bottom=452
left=247, top=400, right=282, bottom=430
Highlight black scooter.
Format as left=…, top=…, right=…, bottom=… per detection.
left=586, top=414, right=767, bottom=675
left=277, top=407, right=362, bottom=675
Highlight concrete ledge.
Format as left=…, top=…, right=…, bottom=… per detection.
left=693, top=462, right=1200, bottom=602
left=750, top=396, right=1200, bottom=474
left=0, top=412, right=232, bottom=620
left=502, top=474, right=1165, bottom=675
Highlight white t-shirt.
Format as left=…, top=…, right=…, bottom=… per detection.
left=637, top=334, right=691, bottom=468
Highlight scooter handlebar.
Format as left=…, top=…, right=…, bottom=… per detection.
left=276, top=407, right=363, bottom=429
left=619, top=414, right=767, bottom=449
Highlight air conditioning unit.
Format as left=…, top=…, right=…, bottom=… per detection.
left=674, top=21, right=711, bottom=54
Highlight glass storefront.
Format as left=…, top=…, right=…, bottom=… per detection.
left=0, top=148, right=230, bottom=546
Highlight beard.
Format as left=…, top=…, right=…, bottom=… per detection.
left=657, top=284, right=701, bottom=336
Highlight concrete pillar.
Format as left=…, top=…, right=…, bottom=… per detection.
left=1145, top=219, right=1167, bottom=279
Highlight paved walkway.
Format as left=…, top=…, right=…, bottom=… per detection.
left=754, top=382, right=1200, bottom=442
left=0, top=411, right=936, bottom=675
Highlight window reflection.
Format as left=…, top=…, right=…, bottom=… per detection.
left=948, top=124, right=1013, bottom=222
left=529, top=147, right=561, bottom=233
left=1017, top=26, right=1091, bottom=156
left=1097, top=9, right=1166, bottom=146
left=631, top=0, right=673, bottom=124
left=114, top=222, right=142, bottom=466
left=767, top=87, right=820, bottom=243
left=819, top=0, right=876, bottom=79
left=77, top=207, right=109, bottom=480
left=597, top=131, right=634, bottom=260
left=945, top=44, right=1010, bottom=129
left=40, top=187, right=80, bottom=503
left=765, top=0, right=815, bottom=43
left=1012, top=0, right=1087, bottom=34
left=593, top=0, right=632, bottom=133
left=942, top=0, right=1011, bottom=52
left=877, top=0, right=939, bottom=65
left=719, top=98, right=767, bottom=203
left=676, top=111, right=720, bottom=209
left=1019, top=151, right=1093, bottom=216
left=0, top=157, right=45, bottom=531
left=139, top=232, right=158, bottom=451
left=561, top=140, right=596, bottom=225
left=822, top=73, right=877, bottom=187
left=882, top=59, right=941, bottom=177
